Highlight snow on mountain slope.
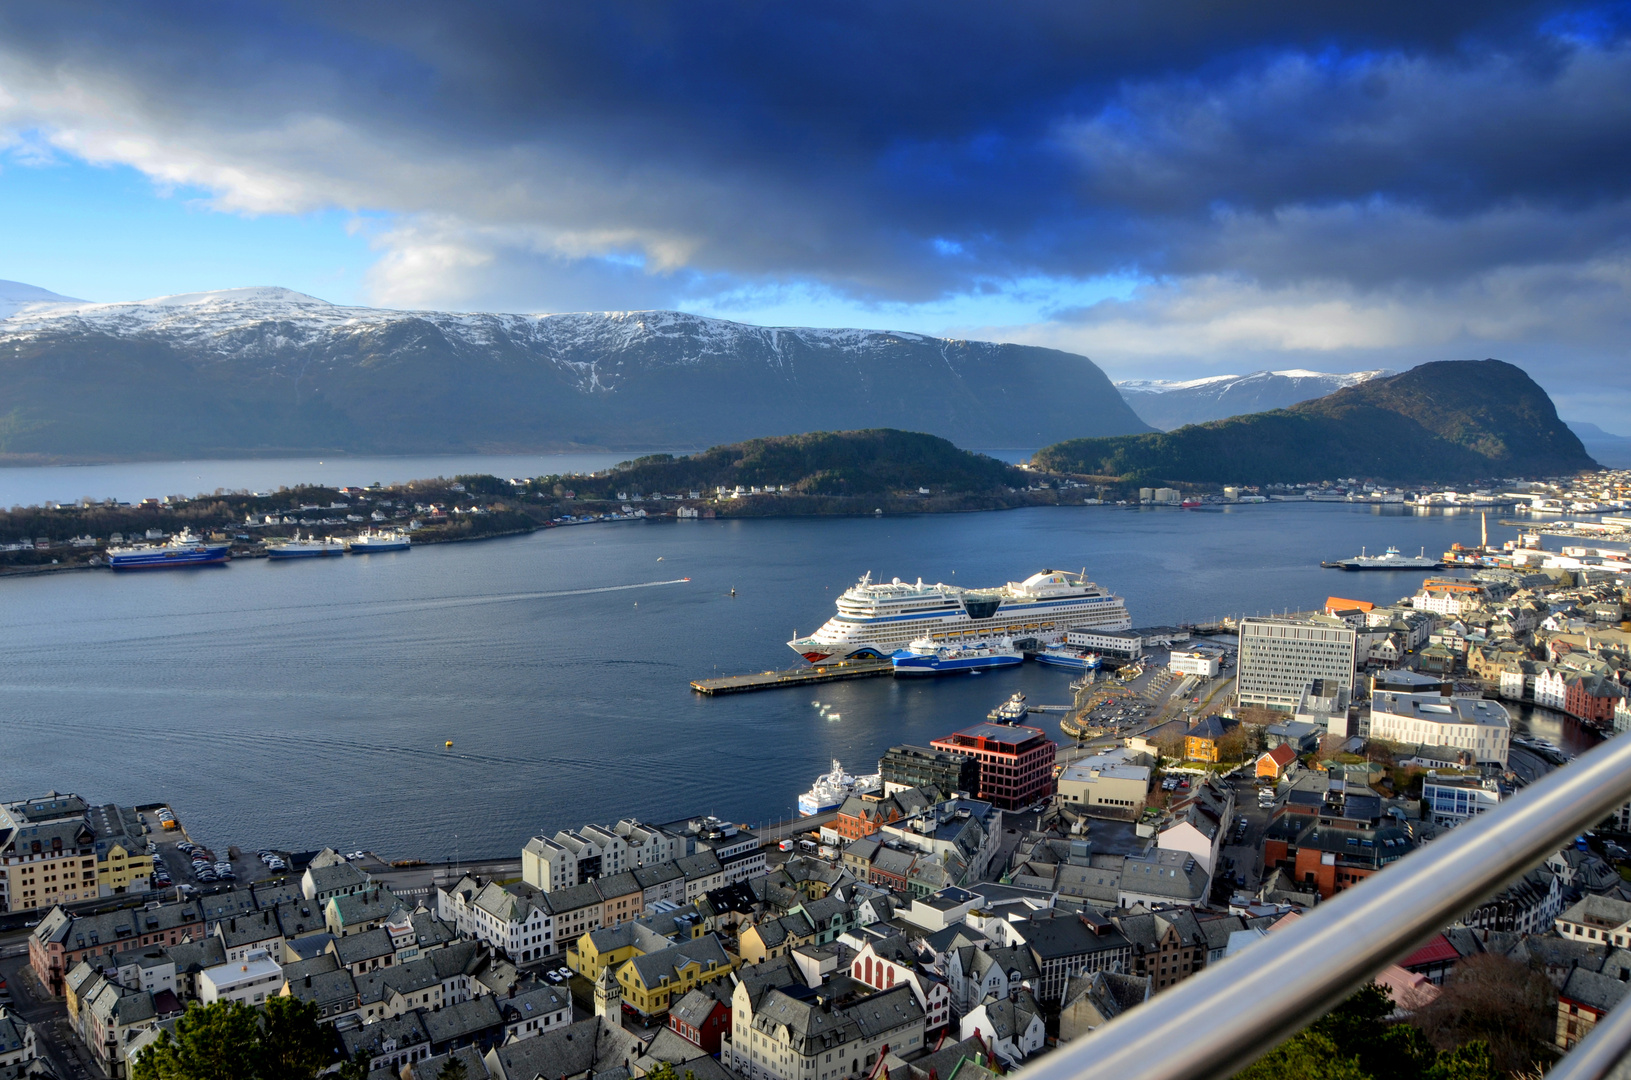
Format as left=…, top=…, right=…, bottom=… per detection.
left=0, top=284, right=1150, bottom=457
left=1114, top=368, right=1393, bottom=430
left=0, top=279, right=85, bottom=320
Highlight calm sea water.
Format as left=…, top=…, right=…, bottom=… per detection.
left=0, top=500, right=1554, bottom=859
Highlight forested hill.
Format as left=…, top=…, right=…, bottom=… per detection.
left=1033, top=360, right=1597, bottom=484
left=566, top=429, right=1024, bottom=497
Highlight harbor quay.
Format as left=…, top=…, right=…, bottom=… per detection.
left=2, top=547, right=1630, bottom=1080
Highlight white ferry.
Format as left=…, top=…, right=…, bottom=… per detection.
left=790, top=568, right=1131, bottom=663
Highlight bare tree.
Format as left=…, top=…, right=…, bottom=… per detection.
left=1410, top=953, right=1556, bottom=1076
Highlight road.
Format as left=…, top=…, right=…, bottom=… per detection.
left=1216, top=772, right=1274, bottom=896
left=1, top=937, right=106, bottom=1080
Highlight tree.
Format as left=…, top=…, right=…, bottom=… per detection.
left=133, top=1001, right=262, bottom=1080
left=1235, top=1030, right=1369, bottom=1080
left=437, top=1056, right=470, bottom=1080
left=257, top=996, right=334, bottom=1080
left=134, top=999, right=338, bottom=1080
left=1411, top=954, right=1556, bottom=1076
left=1423, top=1041, right=1497, bottom=1080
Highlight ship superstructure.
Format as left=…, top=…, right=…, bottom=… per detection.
left=789, top=569, right=1131, bottom=663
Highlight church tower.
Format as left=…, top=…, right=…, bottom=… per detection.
left=595, top=964, right=622, bottom=1019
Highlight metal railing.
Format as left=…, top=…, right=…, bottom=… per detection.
left=1015, top=732, right=1631, bottom=1080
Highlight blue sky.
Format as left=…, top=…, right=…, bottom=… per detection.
left=0, top=153, right=373, bottom=303
left=1, top=2, right=1629, bottom=426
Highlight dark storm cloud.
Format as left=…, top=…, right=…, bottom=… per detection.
left=3, top=0, right=1625, bottom=298
left=4, top=1, right=1631, bottom=425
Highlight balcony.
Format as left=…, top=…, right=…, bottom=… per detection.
left=1014, top=732, right=1631, bottom=1080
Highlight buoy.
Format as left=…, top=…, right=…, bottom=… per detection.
left=657, top=556, right=663, bottom=561
left=445, top=740, right=453, bottom=748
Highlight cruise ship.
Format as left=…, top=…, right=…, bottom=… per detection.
left=797, top=759, right=882, bottom=816
left=789, top=569, right=1131, bottom=663
left=106, top=529, right=231, bottom=570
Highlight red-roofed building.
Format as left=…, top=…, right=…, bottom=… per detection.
left=1399, top=934, right=1461, bottom=986
left=1255, top=744, right=1298, bottom=781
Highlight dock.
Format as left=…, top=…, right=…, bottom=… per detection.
left=691, top=657, right=894, bottom=695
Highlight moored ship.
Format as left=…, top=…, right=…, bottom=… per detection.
left=267, top=532, right=348, bottom=559
left=790, top=568, right=1131, bottom=663
left=1324, top=545, right=1444, bottom=571
left=1033, top=644, right=1104, bottom=672
left=106, top=529, right=231, bottom=570
left=797, top=759, right=882, bottom=816
left=347, top=529, right=412, bottom=553
left=891, top=637, right=1023, bottom=676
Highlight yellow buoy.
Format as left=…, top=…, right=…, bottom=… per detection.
left=445, top=740, right=453, bottom=748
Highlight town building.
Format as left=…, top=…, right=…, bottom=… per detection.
left=1236, top=616, right=1357, bottom=712
left=930, top=724, right=1057, bottom=810
left=1065, top=629, right=1142, bottom=661
left=1056, top=752, right=1149, bottom=815
left=1367, top=693, right=1511, bottom=766
left=728, top=982, right=926, bottom=1080
left=198, top=949, right=284, bottom=1006
left=0, top=793, right=100, bottom=914
left=1421, top=773, right=1502, bottom=827
left=878, top=746, right=978, bottom=798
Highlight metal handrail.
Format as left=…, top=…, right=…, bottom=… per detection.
left=1015, top=732, right=1631, bottom=1080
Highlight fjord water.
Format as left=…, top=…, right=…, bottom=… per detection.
left=0, top=503, right=1531, bottom=858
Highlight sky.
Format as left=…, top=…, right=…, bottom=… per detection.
left=1, top=2, right=1629, bottom=428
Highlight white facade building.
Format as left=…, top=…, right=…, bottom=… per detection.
left=198, top=949, right=283, bottom=1006
left=1236, top=616, right=1357, bottom=711
left=1168, top=649, right=1221, bottom=678
left=1368, top=693, right=1511, bottom=766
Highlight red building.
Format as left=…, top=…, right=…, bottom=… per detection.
left=668, top=988, right=730, bottom=1055
left=1566, top=675, right=1624, bottom=725
left=930, top=723, right=1056, bottom=810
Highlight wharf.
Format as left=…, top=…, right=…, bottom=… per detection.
left=691, top=657, right=893, bottom=695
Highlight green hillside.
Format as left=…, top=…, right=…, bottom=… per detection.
left=566, top=429, right=1023, bottom=497
left=1033, top=360, right=1597, bottom=484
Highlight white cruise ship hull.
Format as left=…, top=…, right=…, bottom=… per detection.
left=790, top=569, right=1131, bottom=663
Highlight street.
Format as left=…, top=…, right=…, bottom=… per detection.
left=1, top=936, right=105, bottom=1080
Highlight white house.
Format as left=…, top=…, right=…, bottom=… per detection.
left=199, top=949, right=283, bottom=1007
left=960, top=988, right=1046, bottom=1067
left=849, top=938, right=951, bottom=1030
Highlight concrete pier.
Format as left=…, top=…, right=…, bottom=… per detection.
left=690, top=656, right=893, bottom=695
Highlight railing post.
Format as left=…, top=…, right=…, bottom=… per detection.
left=1014, top=733, right=1631, bottom=1080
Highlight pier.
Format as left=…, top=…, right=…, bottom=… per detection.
left=690, top=656, right=894, bottom=695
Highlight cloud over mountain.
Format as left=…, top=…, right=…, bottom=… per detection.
left=1, top=3, right=1629, bottom=423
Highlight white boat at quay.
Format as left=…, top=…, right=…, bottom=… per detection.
left=797, top=758, right=881, bottom=816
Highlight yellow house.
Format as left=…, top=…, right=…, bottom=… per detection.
left=570, top=923, right=644, bottom=980
left=617, top=934, right=736, bottom=1017
left=95, top=838, right=154, bottom=897
left=569, top=903, right=711, bottom=979
left=736, top=912, right=814, bottom=965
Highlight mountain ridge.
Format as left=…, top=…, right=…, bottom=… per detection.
left=0, top=285, right=1151, bottom=458
left=1036, top=360, right=1597, bottom=484
left=1114, top=368, right=1392, bottom=430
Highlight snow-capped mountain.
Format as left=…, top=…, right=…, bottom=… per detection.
left=1114, top=368, right=1393, bottom=430
left=0, top=285, right=1150, bottom=458
left=0, top=279, right=84, bottom=320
